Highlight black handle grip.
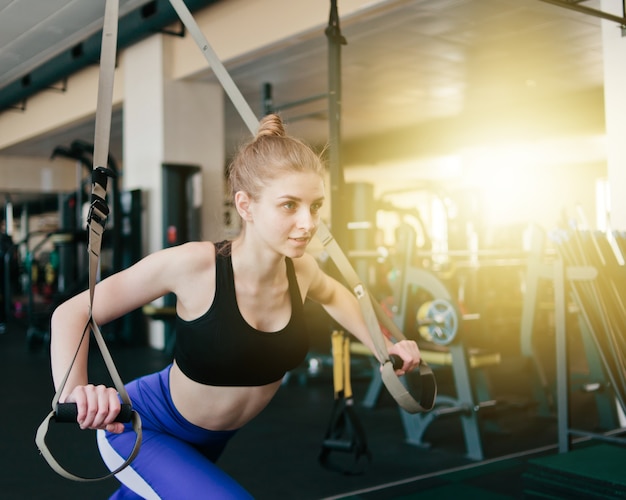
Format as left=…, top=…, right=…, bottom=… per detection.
left=389, top=354, right=403, bottom=371
left=55, top=402, right=133, bottom=424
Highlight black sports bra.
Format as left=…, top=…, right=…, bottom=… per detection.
left=174, top=241, right=309, bottom=386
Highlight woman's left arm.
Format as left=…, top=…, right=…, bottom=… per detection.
left=297, top=253, right=421, bottom=374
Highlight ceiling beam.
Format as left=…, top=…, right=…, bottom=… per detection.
left=0, top=0, right=218, bottom=114
left=538, top=0, right=626, bottom=33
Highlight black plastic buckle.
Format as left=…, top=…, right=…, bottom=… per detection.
left=92, top=165, right=116, bottom=190
left=87, top=166, right=115, bottom=227
left=87, top=196, right=109, bottom=226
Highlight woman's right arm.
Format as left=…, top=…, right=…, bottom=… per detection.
left=49, top=243, right=198, bottom=431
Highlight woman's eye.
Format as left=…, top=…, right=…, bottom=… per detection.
left=283, top=202, right=296, bottom=210
left=311, top=203, right=322, bottom=214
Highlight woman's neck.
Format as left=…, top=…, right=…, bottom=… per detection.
left=230, top=236, right=285, bottom=284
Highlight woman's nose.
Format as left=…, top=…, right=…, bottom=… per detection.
left=297, top=209, right=317, bottom=230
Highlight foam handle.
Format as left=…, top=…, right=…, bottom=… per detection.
left=55, top=403, right=133, bottom=424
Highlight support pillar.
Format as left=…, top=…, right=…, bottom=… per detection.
left=122, top=34, right=225, bottom=348
left=601, top=1, right=626, bottom=229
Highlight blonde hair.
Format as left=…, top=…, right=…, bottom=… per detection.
left=227, top=114, right=325, bottom=201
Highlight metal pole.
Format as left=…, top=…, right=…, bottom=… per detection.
left=553, top=258, right=571, bottom=453
left=326, top=0, right=348, bottom=248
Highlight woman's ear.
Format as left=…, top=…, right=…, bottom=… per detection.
left=234, top=191, right=253, bottom=222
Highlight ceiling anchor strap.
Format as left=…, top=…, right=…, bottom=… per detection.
left=35, top=0, right=143, bottom=482
left=166, top=0, right=437, bottom=414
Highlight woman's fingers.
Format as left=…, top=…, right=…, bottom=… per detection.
left=388, top=340, right=421, bottom=374
left=105, top=422, right=126, bottom=434
left=66, top=384, right=121, bottom=430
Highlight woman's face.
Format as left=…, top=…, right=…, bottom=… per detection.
left=243, top=170, right=325, bottom=258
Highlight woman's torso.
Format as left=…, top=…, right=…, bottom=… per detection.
left=168, top=241, right=308, bottom=430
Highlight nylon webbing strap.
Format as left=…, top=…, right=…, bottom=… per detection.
left=320, top=331, right=371, bottom=474
left=35, top=0, right=142, bottom=481
left=168, top=0, right=259, bottom=135
left=331, top=331, right=351, bottom=398
left=166, top=0, right=435, bottom=414
left=316, top=224, right=436, bottom=413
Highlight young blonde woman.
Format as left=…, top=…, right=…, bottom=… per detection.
left=50, top=114, right=421, bottom=499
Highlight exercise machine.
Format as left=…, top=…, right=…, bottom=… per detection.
left=351, top=222, right=501, bottom=460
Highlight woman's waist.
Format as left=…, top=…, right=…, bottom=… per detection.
left=168, top=361, right=281, bottom=431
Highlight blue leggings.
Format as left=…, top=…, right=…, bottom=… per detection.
left=97, top=365, right=254, bottom=499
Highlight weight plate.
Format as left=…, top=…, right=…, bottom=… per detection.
left=416, top=298, right=458, bottom=345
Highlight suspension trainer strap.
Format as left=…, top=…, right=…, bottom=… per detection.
left=319, top=331, right=371, bottom=474
left=168, top=0, right=259, bottom=135
left=316, top=224, right=436, bottom=413
left=35, top=0, right=142, bottom=481
left=167, top=0, right=435, bottom=413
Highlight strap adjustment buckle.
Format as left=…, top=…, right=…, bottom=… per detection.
left=92, top=165, right=116, bottom=190
left=87, top=194, right=109, bottom=227
left=87, top=166, right=115, bottom=227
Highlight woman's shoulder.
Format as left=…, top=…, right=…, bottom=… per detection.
left=150, top=242, right=218, bottom=317
left=176, top=240, right=216, bottom=254
left=149, top=241, right=217, bottom=274
left=175, top=240, right=217, bottom=264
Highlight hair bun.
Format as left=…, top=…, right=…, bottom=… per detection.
left=256, top=113, right=286, bottom=138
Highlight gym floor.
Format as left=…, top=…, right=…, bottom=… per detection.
left=0, top=315, right=612, bottom=499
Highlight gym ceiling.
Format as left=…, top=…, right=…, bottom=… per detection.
left=0, top=0, right=619, bottom=189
